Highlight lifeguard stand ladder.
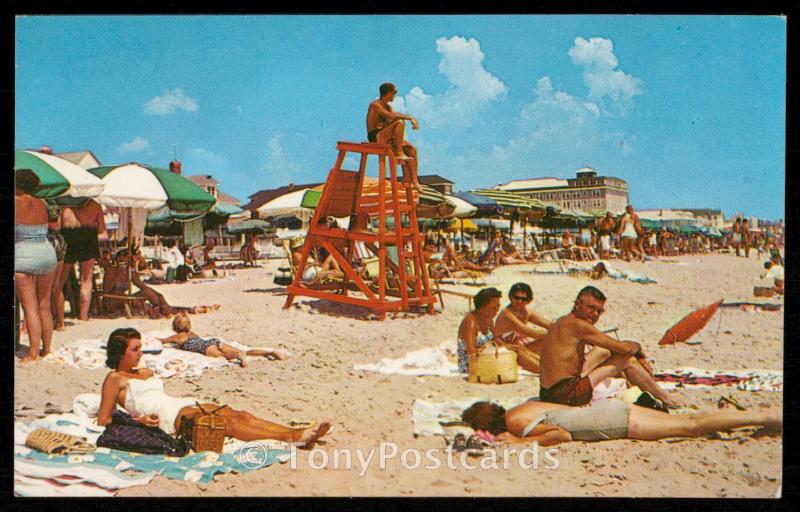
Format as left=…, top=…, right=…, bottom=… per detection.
left=283, top=141, right=437, bottom=320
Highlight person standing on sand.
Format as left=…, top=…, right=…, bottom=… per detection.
left=538, top=285, right=675, bottom=408
left=59, top=198, right=106, bottom=321
left=617, top=205, right=644, bottom=262
left=366, top=82, right=421, bottom=192
left=732, top=218, right=742, bottom=257
left=595, top=212, right=615, bottom=259
left=742, top=218, right=752, bottom=258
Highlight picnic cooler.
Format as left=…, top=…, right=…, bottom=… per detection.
left=467, top=342, right=518, bottom=384
left=179, top=403, right=227, bottom=453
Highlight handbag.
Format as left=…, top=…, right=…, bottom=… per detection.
left=177, top=402, right=228, bottom=453
left=467, top=341, right=519, bottom=384
left=26, top=428, right=96, bottom=455
left=96, top=410, right=189, bottom=456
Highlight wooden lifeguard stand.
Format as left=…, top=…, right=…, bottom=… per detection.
left=283, top=141, right=437, bottom=320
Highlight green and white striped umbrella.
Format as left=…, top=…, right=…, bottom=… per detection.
left=88, top=163, right=216, bottom=212
left=14, top=149, right=105, bottom=199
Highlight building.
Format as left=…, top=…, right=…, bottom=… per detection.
left=186, top=174, right=241, bottom=206
left=637, top=209, right=705, bottom=228
left=418, top=174, right=454, bottom=195
left=495, top=167, right=629, bottom=214
left=55, top=150, right=102, bottom=169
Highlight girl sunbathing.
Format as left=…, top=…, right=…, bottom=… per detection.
left=461, top=398, right=781, bottom=446
left=158, top=313, right=288, bottom=367
left=98, top=327, right=330, bottom=447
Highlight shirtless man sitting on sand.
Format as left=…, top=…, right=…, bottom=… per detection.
left=538, top=285, right=675, bottom=407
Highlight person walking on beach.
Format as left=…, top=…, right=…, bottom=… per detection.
left=538, top=285, right=675, bottom=408
left=366, top=82, right=421, bottom=191
left=617, top=205, right=644, bottom=262
left=742, top=218, right=752, bottom=258
left=59, top=198, right=106, bottom=321
left=595, top=212, right=615, bottom=259
left=732, top=218, right=742, bottom=257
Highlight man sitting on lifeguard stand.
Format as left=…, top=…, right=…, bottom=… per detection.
left=366, top=82, right=421, bottom=192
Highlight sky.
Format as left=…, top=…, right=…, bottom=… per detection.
left=15, top=15, right=786, bottom=219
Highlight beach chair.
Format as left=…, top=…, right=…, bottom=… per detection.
left=280, top=239, right=349, bottom=291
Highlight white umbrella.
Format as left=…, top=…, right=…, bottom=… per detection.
left=15, top=149, right=105, bottom=199
left=444, top=194, right=478, bottom=218
left=256, top=189, right=314, bottom=223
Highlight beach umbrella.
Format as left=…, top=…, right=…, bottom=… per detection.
left=14, top=149, right=105, bottom=200
left=300, top=180, right=456, bottom=218
left=90, top=163, right=216, bottom=294
left=89, top=163, right=216, bottom=211
left=257, top=188, right=315, bottom=223
left=444, top=194, right=478, bottom=218
left=453, top=191, right=504, bottom=217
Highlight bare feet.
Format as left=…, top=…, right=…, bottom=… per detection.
left=238, top=355, right=248, bottom=367
left=54, top=322, right=66, bottom=332
left=19, top=356, right=38, bottom=364
left=297, top=422, right=332, bottom=449
left=267, top=351, right=288, bottom=360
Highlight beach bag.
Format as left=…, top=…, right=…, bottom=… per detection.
left=467, top=341, right=518, bottom=384
left=26, top=428, right=96, bottom=455
left=96, top=410, right=189, bottom=456
left=177, top=402, right=227, bottom=453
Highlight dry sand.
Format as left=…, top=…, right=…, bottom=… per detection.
left=14, top=253, right=782, bottom=497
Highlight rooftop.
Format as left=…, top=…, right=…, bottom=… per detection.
left=418, top=174, right=454, bottom=185
left=496, top=178, right=569, bottom=190
left=187, top=175, right=220, bottom=186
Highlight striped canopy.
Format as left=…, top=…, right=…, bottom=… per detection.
left=89, top=163, right=216, bottom=212
left=15, top=149, right=105, bottom=200
left=468, top=188, right=547, bottom=211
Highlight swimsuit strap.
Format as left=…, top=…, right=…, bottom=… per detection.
left=521, top=413, right=549, bottom=437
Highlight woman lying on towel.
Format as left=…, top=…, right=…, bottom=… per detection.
left=157, top=313, right=288, bottom=367
left=461, top=398, right=781, bottom=446
left=98, top=327, right=331, bottom=447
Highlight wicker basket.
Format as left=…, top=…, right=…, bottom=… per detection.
left=754, top=286, right=775, bottom=297
left=186, top=403, right=227, bottom=453
left=467, top=342, right=518, bottom=384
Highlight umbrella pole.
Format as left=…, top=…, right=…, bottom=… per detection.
left=127, top=208, right=133, bottom=296
left=460, top=218, right=464, bottom=249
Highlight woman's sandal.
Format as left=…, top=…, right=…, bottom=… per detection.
left=450, top=433, right=467, bottom=453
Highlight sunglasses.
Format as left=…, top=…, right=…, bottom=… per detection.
left=512, top=295, right=531, bottom=302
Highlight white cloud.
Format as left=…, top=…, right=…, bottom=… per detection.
left=118, top=136, right=150, bottom=153
left=185, top=147, right=225, bottom=169
left=144, top=88, right=199, bottom=115
left=402, top=36, right=507, bottom=128
left=568, top=37, right=643, bottom=103
left=263, top=135, right=300, bottom=174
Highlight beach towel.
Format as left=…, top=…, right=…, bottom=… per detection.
left=14, top=413, right=291, bottom=496
left=354, top=340, right=533, bottom=379
left=412, top=379, right=627, bottom=437
left=597, top=260, right=658, bottom=284
left=655, top=368, right=782, bottom=391
left=42, top=330, right=291, bottom=378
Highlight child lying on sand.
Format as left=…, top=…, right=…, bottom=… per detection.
left=157, top=313, right=288, bottom=367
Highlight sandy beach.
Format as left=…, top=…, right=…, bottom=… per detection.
left=14, top=253, right=782, bottom=497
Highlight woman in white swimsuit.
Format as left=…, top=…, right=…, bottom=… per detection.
left=617, top=205, right=644, bottom=262
left=97, top=327, right=331, bottom=446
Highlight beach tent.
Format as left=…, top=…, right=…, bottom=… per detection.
left=15, top=149, right=105, bottom=200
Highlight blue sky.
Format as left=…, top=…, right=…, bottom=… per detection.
left=15, top=15, right=786, bottom=219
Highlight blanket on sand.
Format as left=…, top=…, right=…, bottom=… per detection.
left=14, top=412, right=290, bottom=496
left=655, top=368, right=782, bottom=391
left=40, top=330, right=291, bottom=378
